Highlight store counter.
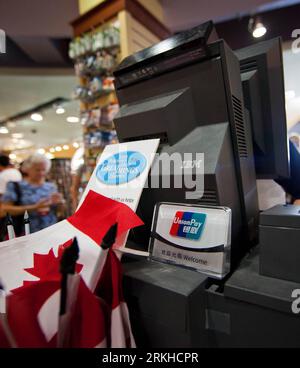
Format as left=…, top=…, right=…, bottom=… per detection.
left=122, top=256, right=209, bottom=348
left=206, top=247, right=300, bottom=347
left=122, top=247, right=300, bottom=348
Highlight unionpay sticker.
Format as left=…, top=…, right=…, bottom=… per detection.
left=149, top=202, right=231, bottom=279
left=170, top=211, right=206, bottom=240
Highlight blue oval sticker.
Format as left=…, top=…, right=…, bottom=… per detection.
left=96, top=151, right=147, bottom=185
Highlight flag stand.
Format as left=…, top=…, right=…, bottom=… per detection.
left=57, top=224, right=118, bottom=348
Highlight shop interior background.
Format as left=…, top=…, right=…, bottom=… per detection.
left=0, top=0, right=300, bottom=218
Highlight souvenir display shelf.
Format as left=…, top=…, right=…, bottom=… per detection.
left=69, top=22, right=120, bottom=183
left=70, top=0, right=170, bottom=183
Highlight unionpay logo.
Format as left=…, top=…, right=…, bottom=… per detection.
left=170, top=211, right=206, bottom=240
left=97, top=151, right=147, bottom=185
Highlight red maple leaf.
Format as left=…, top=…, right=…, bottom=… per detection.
left=13, top=239, right=83, bottom=292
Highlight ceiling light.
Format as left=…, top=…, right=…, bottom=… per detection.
left=63, top=145, right=69, bottom=150
left=0, top=126, right=9, bottom=134
left=12, top=133, right=23, bottom=139
left=9, top=153, right=17, bottom=160
left=56, top=106, right=65, bottom=115
left=249, top=16, right=267, bottom=38
left=31, top=113, right=43, bottom=122
left=66, top=116, right=79, bottom=123
left=49, top=147, right=55, bottom=153
left=12, top=139, right=33, bottom=149
left=55, top=146, right=62, bottom=152
left=253, top=23, right=267, bottom=38
left=73, top=142, right=80, bottom=148
left=37, top=148, right=46, bottom=154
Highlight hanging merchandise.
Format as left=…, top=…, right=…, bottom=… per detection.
left=68, top=26, right=120, bottom=60
left=69, top=21, right=120, bottom=186
left=74, top=51, right=118, bottom=78
left=101, top=104, right=119, bottom=128
left=89, top=76, right=103, bottom=95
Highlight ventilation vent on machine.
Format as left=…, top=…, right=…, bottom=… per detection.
left=232, top=95, right=248, bottom=158
left=197, top=190, right=218, bottom=205
left=240, top=60, right=257, bottom=73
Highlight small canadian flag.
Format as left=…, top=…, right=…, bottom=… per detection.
left=0, top=190, right=143, bottom=348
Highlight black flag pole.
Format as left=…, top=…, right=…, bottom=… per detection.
left=23, top=211, right=30, bottom=236
left=100, top=223, right=118, bottom=250
left=57, top=237, right=80, bottom=347
left=59, top=237, right=79, bottom=316
left=5, top=214, right=15, bottom=240
left=89, top=223, right=118, bottom=291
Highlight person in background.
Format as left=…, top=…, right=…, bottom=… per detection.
left=0, top=155, right=22, bottom=198
left=0, top=155, right=22, bottom=239
left=1, top=153, right=65, bottom=234
left=289, top=134, right=300, bottom=151
left=276, top=139, right=300, bottom=205
left=19, top=160, right=29, bottom=179
left=256, top=139, right=300, bottom=210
